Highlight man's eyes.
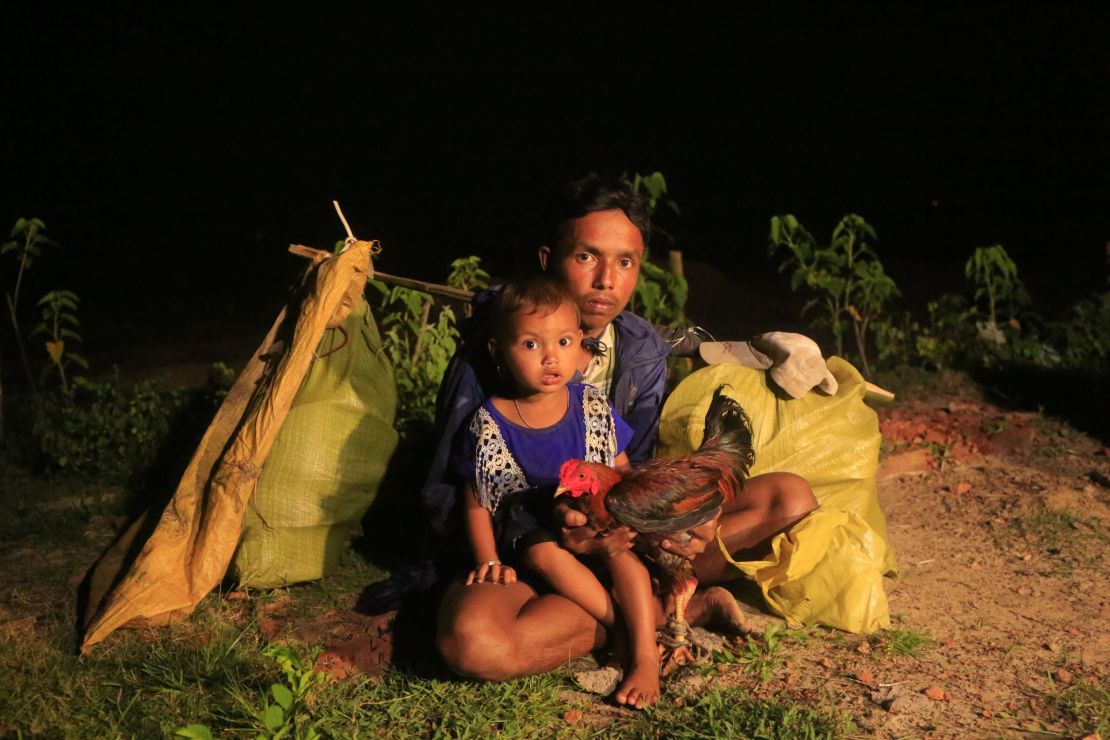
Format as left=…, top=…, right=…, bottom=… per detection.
left=573, top=252, right=636, bottom=268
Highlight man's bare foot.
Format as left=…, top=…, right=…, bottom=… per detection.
left=686, top=586, right=753, bottom=634
left=614, top=661, right=660, bottom=709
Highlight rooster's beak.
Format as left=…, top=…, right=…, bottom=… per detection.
left=553, top=486, right=567, bottom=498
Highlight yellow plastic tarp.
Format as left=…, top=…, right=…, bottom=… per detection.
left=80, top=241, right=376, bottom=652
left=657, top=358, right=893, bottom=633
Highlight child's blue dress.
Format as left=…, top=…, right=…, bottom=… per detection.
left=451, top=383, right=632, bottom=553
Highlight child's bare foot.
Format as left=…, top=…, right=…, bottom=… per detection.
left=614, top=661, right=660, bottom=709
left=686, top=586, right=753, bottom=635
left=605, top=622, right=630, bottom=669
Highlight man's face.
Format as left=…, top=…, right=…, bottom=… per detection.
left=539, top=209, right=644, bottom=336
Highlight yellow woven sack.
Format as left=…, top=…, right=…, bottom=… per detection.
left=657, top=357, right=893, bottom=633
left=232, top=298, right=398, bottom=588
left=80, top=242, right=378, bottom=652
left=718, top=509, right=890, bottom=632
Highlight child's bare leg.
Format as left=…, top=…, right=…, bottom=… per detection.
left=607, top=551, right=660, bottom=708
left=521, top=541, right=615, bottom=626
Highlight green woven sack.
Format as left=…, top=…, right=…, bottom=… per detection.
left=233, top=298, right=398, bottom=587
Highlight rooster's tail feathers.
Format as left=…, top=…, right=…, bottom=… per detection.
left=701, top=385, right=755, bottom=475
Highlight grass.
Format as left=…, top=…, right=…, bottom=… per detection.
left=1015, top=510, right=1107, bottom=544
left=876, top=628, right=935, bottom=658
left=1, top=602, right=849, bottom=737
left=1050, top=678, right=1110, bottom=737
left=622, top=688, right=851, bottom=738
left=0, top=463, right=846, bottom=738
left=712, top=622, right=809, bottom=681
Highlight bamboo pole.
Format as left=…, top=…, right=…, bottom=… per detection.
left=668, top=250, right=692, bottom=373
left=288, top=245, right=475, bottom=302
left=667, top=250, right=687, bottom=324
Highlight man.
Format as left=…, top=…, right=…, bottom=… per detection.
left=429, top=174, right=817, bottom=692
left=421, top=174, right=668, bottom=535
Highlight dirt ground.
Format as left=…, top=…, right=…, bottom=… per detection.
left=1, top=373, right=1107, bottom=737
left=231, top=381, right=1110, bottom=737
left=777, top=393, right=1110, bottom=737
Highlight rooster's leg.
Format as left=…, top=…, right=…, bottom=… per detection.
left=659, top=578, right=698, bottom=676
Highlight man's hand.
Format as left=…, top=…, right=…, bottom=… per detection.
left=555, top=501, right=636, bottom=557
left=659, top=516, right=719, bottom=561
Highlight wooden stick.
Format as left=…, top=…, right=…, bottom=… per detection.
left=333, top=200, right=355, bottom=242
left=289, top=244, right=471, bottom=300
left=864, top=382, right=896, bottom=403
left=411, top=298, right=433, bottom=365
left=667, top=250, right=687, bottom=324
left=374, top=271, right=475, bottom=302
left=292, top=242, right=898, bottom=402
left=667, top=250, right=693, bottom=374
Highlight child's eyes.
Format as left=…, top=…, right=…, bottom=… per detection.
left=523, top=339, right=538, bottom=350
left=558, top=337, right=572, bottom=347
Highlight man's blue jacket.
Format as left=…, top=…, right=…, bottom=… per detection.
left=420, top=308, right=670, bottom=534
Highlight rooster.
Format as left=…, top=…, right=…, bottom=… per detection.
left=556, top=385, right=755, bottom=671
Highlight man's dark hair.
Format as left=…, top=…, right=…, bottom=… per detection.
left=551, top=173, right=651, bottom=244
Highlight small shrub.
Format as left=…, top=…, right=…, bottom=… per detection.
left=32, top=289, right=88, bottom=392
left=629, top=171, right=689, bottom=329
left=769, top=213, right=899, bottom=376
left=26, top=365, right=233, bottom=487
left=965, top=244, right=1028, bottom=328
left=30, top=375, right=186, bottom=484
left=369, top=257, right=488, bottom=429
left=1050, top=292, right=1110, bottom=372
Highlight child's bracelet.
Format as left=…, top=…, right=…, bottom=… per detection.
left=483, top=560, right=500, bottom=567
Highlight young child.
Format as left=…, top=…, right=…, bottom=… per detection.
left=449, top=274, right=663, bottom=708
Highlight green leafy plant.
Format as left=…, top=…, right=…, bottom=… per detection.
left=369, top=257, right=488, bottom=428
left=247, top=645, right=327, bottom=740
left=445, top=255, right=490, bottom=294
left=965, top=244, right=1028, bottom=329
left=2, top=217, right=57, bottom=391
left=628, top=171, right=688, bottom=328
left=916, top=293, right=978, bottom=369
left=30, top=375, right=186, bottom=483
left=31, top=289, right=88, bottom=393
left=1050, top=292, right=1110, bottom=371
left=179, top=645, right=328, bottom=740
left=769, top=213, right=899, bottom=376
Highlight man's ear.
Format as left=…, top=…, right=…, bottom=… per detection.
left=537, top=245, right=551, bottom=271
left=487, top=338, right=498, bottom=360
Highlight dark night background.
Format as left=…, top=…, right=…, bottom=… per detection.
left=2, top=4, right=1106, bottom=376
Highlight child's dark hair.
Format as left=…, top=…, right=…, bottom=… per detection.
left=487, top=274, right=580, bottom=343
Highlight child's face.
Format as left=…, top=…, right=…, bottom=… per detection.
left=499, top=300, right=583, bottom=396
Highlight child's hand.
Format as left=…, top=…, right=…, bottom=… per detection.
left=466, top=560, right=517, bottom=585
